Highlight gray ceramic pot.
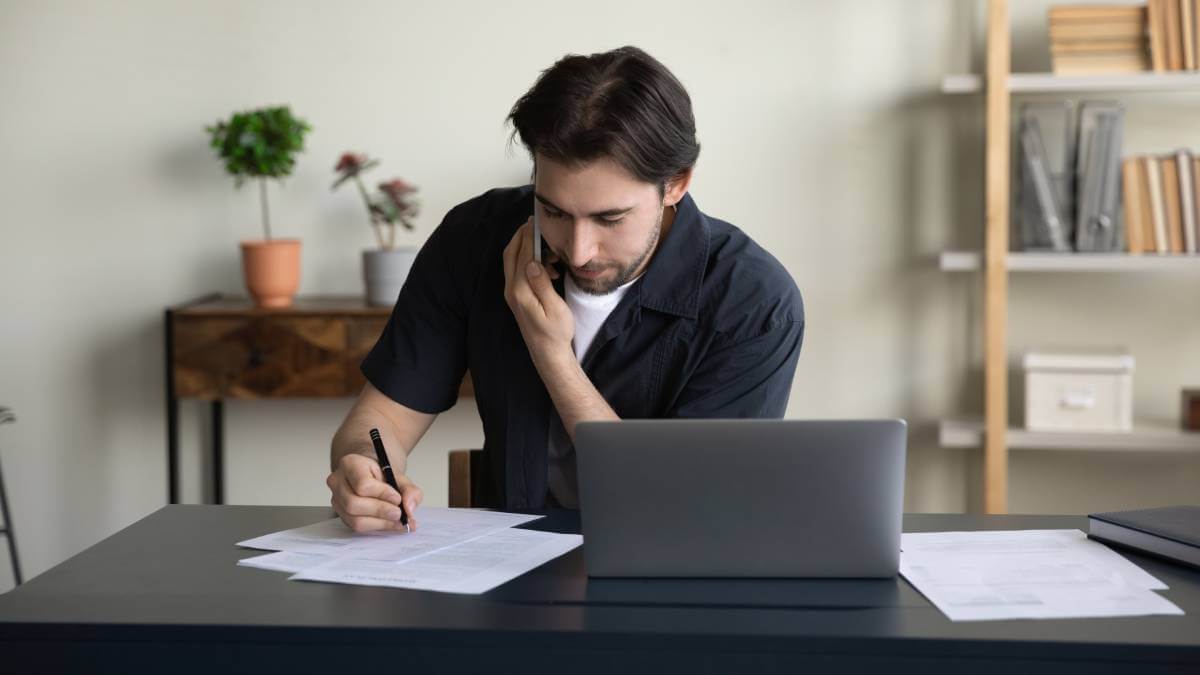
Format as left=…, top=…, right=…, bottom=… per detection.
left=363, top=247, right=417, bottom=307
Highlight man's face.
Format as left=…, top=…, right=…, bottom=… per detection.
left=533, top=153, right=665, bottom=295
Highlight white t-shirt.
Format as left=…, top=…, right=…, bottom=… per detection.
left=546, top=273, right=639, bottom=508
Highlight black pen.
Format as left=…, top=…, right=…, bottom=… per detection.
left=369, top=428, right=408, bottom=528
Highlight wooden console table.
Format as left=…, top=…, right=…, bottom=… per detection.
left=164, top=294, right=470, bottom=504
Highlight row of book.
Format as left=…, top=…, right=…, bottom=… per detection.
left=1147, top=0, right=1200, bottom=71
left=1048, top=2, right=1200, bottom=74
left=1049, top=4, right=1149, bottom=74
left=1121, top=151, right=1200, bottom=254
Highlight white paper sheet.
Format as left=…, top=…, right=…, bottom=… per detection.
left=238, top=550, right=334, bottom=574
left=290, top=527, right=583, bottom=594
left=236, top=507, right=542, bottom=563
left=899, top=529, right=1184, bottom=622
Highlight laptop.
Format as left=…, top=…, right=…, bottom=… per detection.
left=575, top=419, right=906, bottom=578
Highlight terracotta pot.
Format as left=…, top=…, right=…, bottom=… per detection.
left=240, top=239, right=301, bottom=308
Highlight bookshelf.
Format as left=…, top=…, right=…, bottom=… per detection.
left=939, top=250, right=1200, bottom=271
left=939, top=418, right=1200, bottom=452
left=945, top=0, right=1200, bottom=513
left=943, top=71, right=1200, bottom=93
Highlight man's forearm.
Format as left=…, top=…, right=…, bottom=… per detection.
left=533, top=349, right=619, bottom=441
left=331, top=384, right=438, bottom=472
left=330, top=407, right=410, bottom=473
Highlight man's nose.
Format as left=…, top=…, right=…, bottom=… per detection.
left=567, top=223, right=598, bottom=266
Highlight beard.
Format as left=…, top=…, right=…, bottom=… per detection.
left=566, top=205, right=664, bottom=295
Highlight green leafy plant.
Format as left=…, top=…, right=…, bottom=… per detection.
left=206, top=106, right=312, bottom=241
left=332, top=152, right=420, bottom=250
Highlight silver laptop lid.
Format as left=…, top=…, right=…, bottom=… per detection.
left=576, top=419, right=906, bottom=578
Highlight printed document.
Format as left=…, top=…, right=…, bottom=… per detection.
left=290, top=527, right=583, bottom=594
left=236, top=507, right=580, bottom=594
left=899, top=529, right=1184, bottom=621
left=237, top=507, right=542, bottom=562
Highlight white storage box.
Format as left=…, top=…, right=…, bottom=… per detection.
left=1024, top=350, right=1134, bottom=432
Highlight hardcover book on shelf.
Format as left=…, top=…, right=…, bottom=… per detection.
left=1177, top=149, right=1198, bottom=253
left=1193, top=156, right=1200, bottom=249
left=1140, top=156, right=1161, bottom=252
left=1184, top=0, right=1197, bottom=70
left=1088, top=505, right=1200, bottom=570
left=1121, top=157, right=1146, bottom=254
left=1167, top=0, right=1184, bottom=70
left=1162, top=155, right=1185, bottom=253
left=1149, top=0, right=1168, bottom=71
left=1145, top=156, right=1170, bottom=253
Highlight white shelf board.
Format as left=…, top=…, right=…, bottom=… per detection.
left=939, top=251, right=1200, bottom=272
left=939, top=418, right=1200, bottom=452
left=942, top=72, right=1200, bottom=95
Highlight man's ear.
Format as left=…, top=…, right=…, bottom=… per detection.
left=663, top=167, right=694, bottom=207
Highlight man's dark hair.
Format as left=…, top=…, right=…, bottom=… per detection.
left=507, top=45, right=700, bottom=194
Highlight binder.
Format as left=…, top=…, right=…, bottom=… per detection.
left=1075, top=102, right=1125, bottom=252
left=1018, top=102, right=1076, bottom=251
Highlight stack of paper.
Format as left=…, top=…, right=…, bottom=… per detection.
left=236, top=507, right=582, bottom=595
left=900, top=529, right=1184, bottom=622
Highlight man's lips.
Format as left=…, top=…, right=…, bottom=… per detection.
left=572, top=266, right=606, bottom=279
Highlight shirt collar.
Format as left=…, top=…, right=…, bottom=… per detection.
left=635, top=191, right=708, bottom=319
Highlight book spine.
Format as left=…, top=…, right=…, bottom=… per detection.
left=1163, top=155, right=1185, bottom=253
left=1178, top=149, right=1197, bottom=253
left=1180, top=0, right=1190, bottom=69
left=1122, top=157, right=1145, bottom=254
left=1146, top=156, right=1170, bottom=253
left=1150, top=0, right=1169, bottom=71
left=1168, top=0, right=1185, bottom=70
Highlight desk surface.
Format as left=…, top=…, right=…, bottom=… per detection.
left=1, top=506, right=1198, bottom=674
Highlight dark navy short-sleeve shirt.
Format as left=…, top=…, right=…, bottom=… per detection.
left=361, top=185, right=804, bottom=509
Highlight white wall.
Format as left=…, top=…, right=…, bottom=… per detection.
left=1, top=0, right=1197, bottom=590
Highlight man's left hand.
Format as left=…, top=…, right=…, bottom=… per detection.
left=503, top=218, right=574, bottom=367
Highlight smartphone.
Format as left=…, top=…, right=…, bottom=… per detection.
left=533, top=200, right=543, bottom=263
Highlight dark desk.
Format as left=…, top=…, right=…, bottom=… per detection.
left=1, top=507, right=1197, bottom=674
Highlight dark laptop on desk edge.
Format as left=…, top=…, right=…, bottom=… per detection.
left=576, top=419, right=907, bottom=578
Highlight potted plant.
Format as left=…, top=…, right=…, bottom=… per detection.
left=206, top=106, right=312, bottom=308
left=332, top=152, right=420, bottom=306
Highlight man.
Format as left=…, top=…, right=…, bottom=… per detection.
left=326, top=46, right=803, bottom=532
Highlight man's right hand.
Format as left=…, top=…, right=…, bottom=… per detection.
left=326, top=453, right=423, bottom=533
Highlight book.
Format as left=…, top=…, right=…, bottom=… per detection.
left=1180, top=0, right=1190, bottom=69
left=1193, top=155, right=1200, bottom=249
left=1194, top=0, right=1200, bottom=70
left=1050, top=22, right=1148, bottom=41
left=1050, top=39, right=1146, bottom=54
left=1149, top=0, right=1169, bottom=71
left=1162, top=155, right=1185, bottom=253
left=1146, top=156, right=1169, bottom=253
left=1052, top=52, right=1150, bottom=74
left=1167, top=0, right=1185, bottom=70
left=1142, top=156, right=1160, bottom=251
left=1122, top=157, right=1146, bottom=254
left=1049, top=5, right=1147, bottom=22
left=1088, top=505, right=1200, bottom=570
left=1178, top=149, right=1197, bottom=252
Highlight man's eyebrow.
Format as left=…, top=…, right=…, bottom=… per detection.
left=534, top=193, right=635, bottom=218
